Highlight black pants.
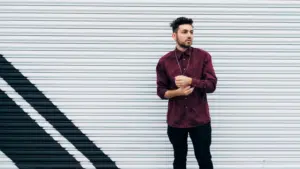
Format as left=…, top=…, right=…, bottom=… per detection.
left=167, top=122, right=213, bottom=169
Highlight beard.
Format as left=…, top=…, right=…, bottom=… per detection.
left=176, top=38, right=192, bottom=48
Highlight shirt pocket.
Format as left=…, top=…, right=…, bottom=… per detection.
left=186, top=61, right=203, bottom=79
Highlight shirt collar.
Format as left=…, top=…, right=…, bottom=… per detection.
left=174, top=47, right=192, bottom=60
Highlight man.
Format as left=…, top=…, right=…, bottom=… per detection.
left=156, top=17, right=217, bottom=169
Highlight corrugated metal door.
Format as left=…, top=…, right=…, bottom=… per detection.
left=0, top=0, right=299, bottom=169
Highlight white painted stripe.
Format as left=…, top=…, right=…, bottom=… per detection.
left=0, top=151, right=18, bottom=169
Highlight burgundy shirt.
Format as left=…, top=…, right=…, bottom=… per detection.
left=156, top=47, right=217, bottom=128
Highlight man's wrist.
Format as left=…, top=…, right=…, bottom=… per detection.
left=188, top=77, right=192, bottom=85
left=175, top=88, right=182, bottom=96
left=165, top=89, right=182, bottom=98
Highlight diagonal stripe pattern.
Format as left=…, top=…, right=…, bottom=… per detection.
left=0, top=54, right=120, bottom=169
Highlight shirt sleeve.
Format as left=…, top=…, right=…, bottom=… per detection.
left=156, top=61, right=169, bottom=99
left=191, top=53, right=217, bottom=93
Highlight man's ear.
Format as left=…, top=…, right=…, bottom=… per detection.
left=172, top=32, right=176, bottom=41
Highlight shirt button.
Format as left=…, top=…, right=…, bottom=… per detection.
left=185, top=97, right=187, bottom=100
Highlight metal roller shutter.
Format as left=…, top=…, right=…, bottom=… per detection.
left=0, top=0, right=299, bottom=169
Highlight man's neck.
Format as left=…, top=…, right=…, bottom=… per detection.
left=176, top=45, right=188, bottom=52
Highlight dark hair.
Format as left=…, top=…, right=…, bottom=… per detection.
left=170, top=17, right=193, bottom=33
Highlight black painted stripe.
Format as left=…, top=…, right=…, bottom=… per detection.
left=0, top=55, right=119, bottom=169
left=0, top=89, right=84, bottom=169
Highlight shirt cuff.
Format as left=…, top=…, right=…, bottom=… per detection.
left=191, top=78, right=205, bottom=88
left=158, top=88, right=168, bottom=99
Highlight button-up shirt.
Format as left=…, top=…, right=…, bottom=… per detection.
left=156, top=47, right=217, bottom=128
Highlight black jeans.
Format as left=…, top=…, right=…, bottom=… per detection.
left=167, top=122, right=213, bottom=169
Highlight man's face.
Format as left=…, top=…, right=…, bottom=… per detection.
left=173, top=24, right=194, bottom=48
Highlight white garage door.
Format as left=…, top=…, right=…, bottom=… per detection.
left=0, top=0, right=299, bottom=169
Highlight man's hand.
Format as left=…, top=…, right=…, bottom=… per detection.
left=177, top=86, right=194, bottom=96
left=175, top=75, right=192, bottom=88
